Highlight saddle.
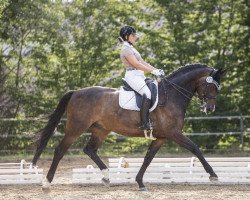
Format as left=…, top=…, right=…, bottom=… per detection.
left=119, top=78, right=159, bottom=112
left=122, top=78, right=158, bottom=109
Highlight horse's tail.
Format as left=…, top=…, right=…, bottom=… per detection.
left=32, top=91, right=74, bottom=165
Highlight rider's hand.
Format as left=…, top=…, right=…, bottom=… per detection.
left=159, top=69, right=165, bottom=76
left=151, top=69, right=165, bottom=77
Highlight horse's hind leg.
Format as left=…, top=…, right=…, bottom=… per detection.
left=43, top=118, right=89, bottom=188
left=136, top=138, right=166, bottom=191
left=83, top=125, right=110, bottom=185
left=43, top=133, right=78, bottom=188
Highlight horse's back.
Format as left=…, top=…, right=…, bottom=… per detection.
left=70, top=86, right=118, bottom=100
left=66, top=86, right=119, bottom=118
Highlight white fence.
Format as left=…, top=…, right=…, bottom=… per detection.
left=0, top=157, right=249, bottom=185
left=72, top=157, right=250, bottom=185
left=0, top=160, right=43, bottom=184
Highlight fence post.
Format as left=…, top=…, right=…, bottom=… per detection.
left=240, top=114, right=244, bottom=147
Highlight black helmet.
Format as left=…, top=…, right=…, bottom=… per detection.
left=119, top=25, right=136, bottom=41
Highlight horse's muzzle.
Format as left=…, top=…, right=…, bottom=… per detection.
left=200, top=102, right=215, bottom=114
left=207, top=104, right=216, bottom=112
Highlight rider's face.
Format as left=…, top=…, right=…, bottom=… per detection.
left=128, top=33, right=138, bottom=45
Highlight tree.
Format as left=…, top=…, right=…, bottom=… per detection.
left=0, top=0, right=249, bottom=153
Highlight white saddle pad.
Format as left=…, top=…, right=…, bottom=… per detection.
left=119, top=80, right=158, bottom=112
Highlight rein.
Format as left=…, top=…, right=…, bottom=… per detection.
left=163, top=77, right=193, bottom=100
left=160, top=73, right=221, bottom=104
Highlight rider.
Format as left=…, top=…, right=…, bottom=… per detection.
left=118, top=25, right=165, bottom=131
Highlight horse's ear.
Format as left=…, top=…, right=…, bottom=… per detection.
left=216, top=68, right=226, bottom=77
left=213, top=68, right=226, bottom=83
left=221, top=69, right=226, bottom=76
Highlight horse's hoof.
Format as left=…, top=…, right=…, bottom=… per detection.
left=102, top=177, right=110, bottom=187
left=42, top=178, right=51, bottom=189
left=209, top=176, right=218, bottom=182
left=139, top=187, right=148, bottom=192
left=42, top=187, right=51, bottom=193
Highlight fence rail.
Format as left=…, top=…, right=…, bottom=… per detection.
left=185, top=115, right=250, bottom=144
left=0, top=115, right=249, bottom=138
left=0, top=115, right=249, bottom=154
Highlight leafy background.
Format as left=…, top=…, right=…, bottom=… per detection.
left=0, top=0, right=249, bottom=156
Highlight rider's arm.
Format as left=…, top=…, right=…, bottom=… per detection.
left=126, top=54, right=157, bottom=73
left=141, top=60, right=156, bottom=71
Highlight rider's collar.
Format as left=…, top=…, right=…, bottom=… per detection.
left=123, top=41, right=133, bottom=47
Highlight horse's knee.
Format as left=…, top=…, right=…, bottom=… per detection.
left=54, top=145, right=64, bottom=158
left=83, top=145, right=96, bottom=155
left=83, top=146, right=90, bottom=155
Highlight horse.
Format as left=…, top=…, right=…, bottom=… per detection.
left=32, top=63, right=225, bottom=191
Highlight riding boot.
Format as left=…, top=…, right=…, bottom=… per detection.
left=139, top=94, right=152, bottom=130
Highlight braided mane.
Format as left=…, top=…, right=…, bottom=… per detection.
left=166, top=63, right=210, bottom=80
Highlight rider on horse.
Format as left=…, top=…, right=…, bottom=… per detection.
left=118, top=25, right=165, bottom=132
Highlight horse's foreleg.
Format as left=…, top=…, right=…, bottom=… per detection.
left=172, top=132, right=218, bottom=180
left=83, top=126, right=110, bottom=185
left=136, top=138, right=166, bottom=191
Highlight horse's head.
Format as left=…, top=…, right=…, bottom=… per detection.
left=196, top=68, right=226, bottom=114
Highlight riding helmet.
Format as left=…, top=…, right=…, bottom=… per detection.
left=119, top=25, right=136, bottom=41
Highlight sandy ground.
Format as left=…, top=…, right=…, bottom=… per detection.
left=0, top=156, right=250, bottom=200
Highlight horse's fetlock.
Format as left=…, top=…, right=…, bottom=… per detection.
left=135, top=177, right=142, bottom=182
left=101, top=168, right=109, bottom=179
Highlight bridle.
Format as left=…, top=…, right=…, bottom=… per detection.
left=160, top=70, right=221, bottom=111
left=196, top=76, right=221, bottom=100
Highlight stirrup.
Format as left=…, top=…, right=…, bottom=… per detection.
left=144, top=129, right=156, bottom=140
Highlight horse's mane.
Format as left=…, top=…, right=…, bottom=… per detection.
left=166, top=63, right=210, bottom=80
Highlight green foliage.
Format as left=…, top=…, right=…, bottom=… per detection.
left=0, top=0, right=9, bottom=18
left=0, top=0, right=249, bottom=154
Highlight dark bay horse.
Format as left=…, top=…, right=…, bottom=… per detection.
left=32, top=64, right=225, bottom=190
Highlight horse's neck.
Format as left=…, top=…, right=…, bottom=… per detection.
left=171, top=68, right=210, bottom=94
left=164, top=68, right=210, bottom=112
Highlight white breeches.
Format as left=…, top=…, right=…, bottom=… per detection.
left=124, top=70, right=151, bottom=100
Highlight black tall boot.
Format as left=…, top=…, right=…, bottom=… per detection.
left=140, top=94, right=152, bottom=130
